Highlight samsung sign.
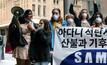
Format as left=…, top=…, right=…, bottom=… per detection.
left=61, top=49, right=107, bottom=65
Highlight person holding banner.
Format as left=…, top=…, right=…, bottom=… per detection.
left=29, top=19, right=51, bottom=65
left=49, top=8, right=67, bottom=65
left=49, top=8, right=67, bottom=50
left=65, top=13, right=76, bottom=27
left=38, top=19, right=45, bottom=29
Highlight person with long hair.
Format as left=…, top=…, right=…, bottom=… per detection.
left=6, top=9, right=36, bottom=65
left=50, top=8, right=67, bottom=50
left=29, top=19, right=51, bottom=65
left=49, top=8, right=67, bottom=65
left=78, top=9, right=90, bottom=27
left=92, top=12, right=104, bottom=27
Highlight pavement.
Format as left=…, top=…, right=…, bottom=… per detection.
left=0, top=45, right=51, bottom=65
left=0, top=53, right=51, bottom=65
left=0, top=54, right=16, bottom=65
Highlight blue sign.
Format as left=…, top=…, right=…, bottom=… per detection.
left=60, top=49, right=107, bottom=65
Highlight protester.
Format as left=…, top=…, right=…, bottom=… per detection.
left=65, top=13, right=75, bottom=27
left=6, top=9, right=36, bottom=65
left=49, top=8, right=67, bottom=65
left=50, top=8, right=67, bottom=28
left=50, top=8, right=67, bottom=50
left=92, top=12, right=104, bottom=27
left=38, top=19, right=45, bottom=29
left=78, top=9, right=90, bottom=27
left=69, top=0, right=98, bottom=26
left=29, top=19, right=51, bottom=65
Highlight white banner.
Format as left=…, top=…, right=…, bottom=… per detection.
left=53, top=27, right=107, bottom=65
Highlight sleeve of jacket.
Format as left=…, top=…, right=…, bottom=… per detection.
left=69, top=3, right=81, bottom=27
left=62, top=19, right=67, bottom=26
left=89, top=2, right=98, bottom=26
left=94, top=2, right=98, bottom=14
left=28, top=32, right=37, bottom=61
left=69, top=3, right=77, bottom=18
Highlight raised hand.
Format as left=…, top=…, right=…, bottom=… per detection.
left=93, top=0, right=96, bottom=3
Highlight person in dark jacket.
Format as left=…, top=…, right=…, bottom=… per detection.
left=69, top=0, right=98, bottom=26
left=29, top=19, right=51, bottom=65
left=6, top=9, right=35, bottom=65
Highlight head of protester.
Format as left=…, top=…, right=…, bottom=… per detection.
left=43, top=19, right=51, bottom=32
left=24, top=9, right=33, bottom=21
left=21, top=9, right=38, bottom=32
left=50, top=8, right=62, bottom=28
left=65, top=13, right=75, bottom=27
left=79, top=9, right=89, bottom=20
left=18, top=9, right=33, bottom=24
left=50, top=8, right=67, bottom=29
left=39, top=19, right=45, bottom=29
left=92, top=12, right=104, bottom=27
left=78, top=9, right=90, bottom=27
left=52, top=8, right=61, bottom=21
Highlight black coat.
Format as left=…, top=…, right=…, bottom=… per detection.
left=8, top=16, right=29, bottom=49
left=29, top=29, right=51, bottom=62
left=8, top=16, right=21, bottom=50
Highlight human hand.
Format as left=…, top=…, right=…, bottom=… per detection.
left=55, top=23, right=61, bottom=28
left=27, top=23, right=36, bottom=31
left=93, top=0, right=96, bottom=3
left=50, top=51, right=53, bottom=55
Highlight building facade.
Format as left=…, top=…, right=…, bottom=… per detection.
left=0, top=0, right=64, bottom=36
left=64, top=0, right=102, bottom=16
left=64, top=0, right=87, bottom=16
left=100, top=0, right=107, bottom=17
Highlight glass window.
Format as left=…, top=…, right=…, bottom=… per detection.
left=14, top=0, right=19, bottom=1
left=96, top=0, right=101, bottom=11
left=32, top=0, right=36, bottom=2
left=88, top=0, right=101, bottom=16
left=57, top=0, right=59, bottom=4
left=53, top=0, right=56, bottom=4
left=43, top=5, right=46, bottom=17
left=32, top=4, right=35, bottom=16
left=38, top=0, right=41, bottom=2
left=38, top=5, right=41, bottom=16
left=43, top=0, right=46, bottom=3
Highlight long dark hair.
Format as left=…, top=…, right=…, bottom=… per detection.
left=93, top=12, right=103, bottom=21
left=51, top=8, right=62, bottom=24
left=78, top=9, right=89, bottom=20
left=42, top=19, right=50, bottom=32
left=19, top=9, right=32, bottom=24
left=23, top=9, right=32, bottom=18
